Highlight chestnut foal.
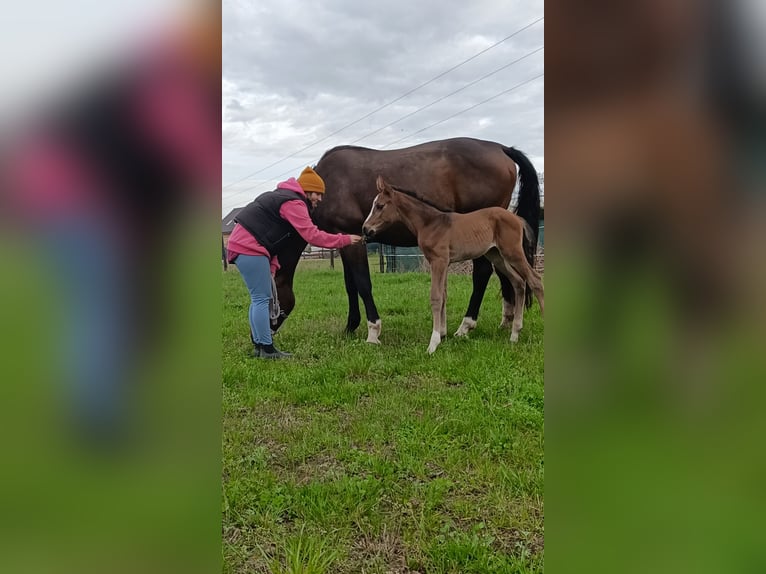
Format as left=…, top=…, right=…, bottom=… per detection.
left=363, top=176, right=544, bottom=354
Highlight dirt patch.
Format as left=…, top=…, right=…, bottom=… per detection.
left=345, top=528, right=421, bottom=574
left=495, top=527, right=545, bottom=556
left=292, top=452, right=346, bottom=485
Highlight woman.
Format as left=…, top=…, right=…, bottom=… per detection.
left=227, top=166, right=362, bottom=359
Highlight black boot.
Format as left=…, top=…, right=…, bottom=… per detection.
left=257, top=343, right=292, bottom=359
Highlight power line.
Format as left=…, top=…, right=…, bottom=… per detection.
left=380, top=72, right=544, bottom=149
left=222, top=48, right=543, bottom=207
left=221, top=73, right=544, bottom=212
left=222, top=16, right=543, bottom=191
left=349, top=46, right=543, bottom=146
left=221, top=73, right=544, bottom=214
left=223, top=160, right=320, bottom=207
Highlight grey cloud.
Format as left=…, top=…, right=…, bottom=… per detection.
left=223, top=0, right=544, bottom=211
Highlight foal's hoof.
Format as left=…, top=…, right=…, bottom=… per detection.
left=454, top=317, right=477, bottom=337
left=510, top=332, right=519, bottom=343
left=427, top=331, right=441, bottom=354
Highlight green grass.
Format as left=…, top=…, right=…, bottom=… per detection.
left=222, top=264, right=544, bottom=573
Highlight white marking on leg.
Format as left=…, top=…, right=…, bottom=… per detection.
left=454, top=317, right=477, bottom=337
left=366, top=319, right=382, bottom=344
left=511, top=313, right=523, bottom=342
left=427, top=330, right=441, bottom=354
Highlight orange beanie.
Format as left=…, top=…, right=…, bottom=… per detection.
left=297, top=166, right=325, bottom=194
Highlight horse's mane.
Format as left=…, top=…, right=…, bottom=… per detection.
left=389, top=185, right=453, bottom=213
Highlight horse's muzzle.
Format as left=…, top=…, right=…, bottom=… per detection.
left=362, top=226, right=376, bottom=241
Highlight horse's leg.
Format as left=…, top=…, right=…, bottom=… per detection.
left=272, top=273, right=295, bottom=335
left=496, top=267, right=516, bottom=329
left=486, top=249, right=526, bottom=342
left=440, top=273, right=448, bottom=338
left=428, top=259, right=448, bottom=354
left=502, top=246, right=545, bottom=317
left=505, top=268, right=527, bottom=342
left=455, top=256, right=493, bottom=336
left=340, top=243, right=382, bottom=343
left=272, top=236, right=305, bottom=334
left=340, top=253, right=361, bottom=332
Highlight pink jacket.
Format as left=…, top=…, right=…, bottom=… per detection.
left=226, top=178, right=351, bottom=273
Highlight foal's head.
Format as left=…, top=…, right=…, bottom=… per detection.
left=362, top=175, right=399, bottom=240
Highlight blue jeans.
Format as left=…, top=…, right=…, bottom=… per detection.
left=42, top=219, right=129, bottom=437
left=234, top=254, right=273, bottom=346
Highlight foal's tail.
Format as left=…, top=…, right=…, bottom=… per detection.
left=521, top=219, right=537, bottom=268
left=503, top=146, right=541, bottom=306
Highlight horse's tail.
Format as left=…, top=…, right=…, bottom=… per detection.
left=503, top=146, right=541, bottom=307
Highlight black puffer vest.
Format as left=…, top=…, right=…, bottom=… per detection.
left=234, top=188, right=311, bottom=256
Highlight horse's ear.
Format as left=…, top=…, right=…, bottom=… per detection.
left=376, top=175, right=386, bottom=192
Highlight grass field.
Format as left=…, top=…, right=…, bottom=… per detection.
left=222, top=264, right=544, bottom=573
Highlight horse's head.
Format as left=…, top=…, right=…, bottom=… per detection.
left=362, top=175, right=399, bottom=241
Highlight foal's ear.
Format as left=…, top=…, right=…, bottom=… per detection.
left=375, top=175, right=386, bottom=192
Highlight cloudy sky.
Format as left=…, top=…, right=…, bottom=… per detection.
left=222, top=0, right=544, bottom=215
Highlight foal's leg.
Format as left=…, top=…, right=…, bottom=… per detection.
left=440, top=275, right=447, bottom=338
left=505, top=267, right=527, bottom=342
left=428, top=259, right=448, bottom=354
left=503, top=248, right=545, bottom=316
left=487, top=249, right=527, bottom=343
left=500, top=298, right=514, bottom=329
left=497, top=269, right=516, bottom=329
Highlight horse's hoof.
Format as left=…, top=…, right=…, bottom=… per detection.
left=510, top=332, right=519, bottom=343
left=366, top=320, right=382, bottom=344
left=454, top=317, right=477, bottom=337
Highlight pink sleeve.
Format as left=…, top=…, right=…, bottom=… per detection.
left=279, top=201, right=352, bottom=249
left=132, top=56, right=221, bottom=196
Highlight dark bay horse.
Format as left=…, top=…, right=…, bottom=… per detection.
left=271, top=137, right=541, bottom=343
left=363, top=176, right=544, bottom=353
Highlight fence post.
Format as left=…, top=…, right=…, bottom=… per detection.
left=330, top=249, right=335, bottom=269
left=391, top=246, right=397, bottom=273
left=222, top=235, right=227, bottom=271
left=379, top=247, right=384, bottom=273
